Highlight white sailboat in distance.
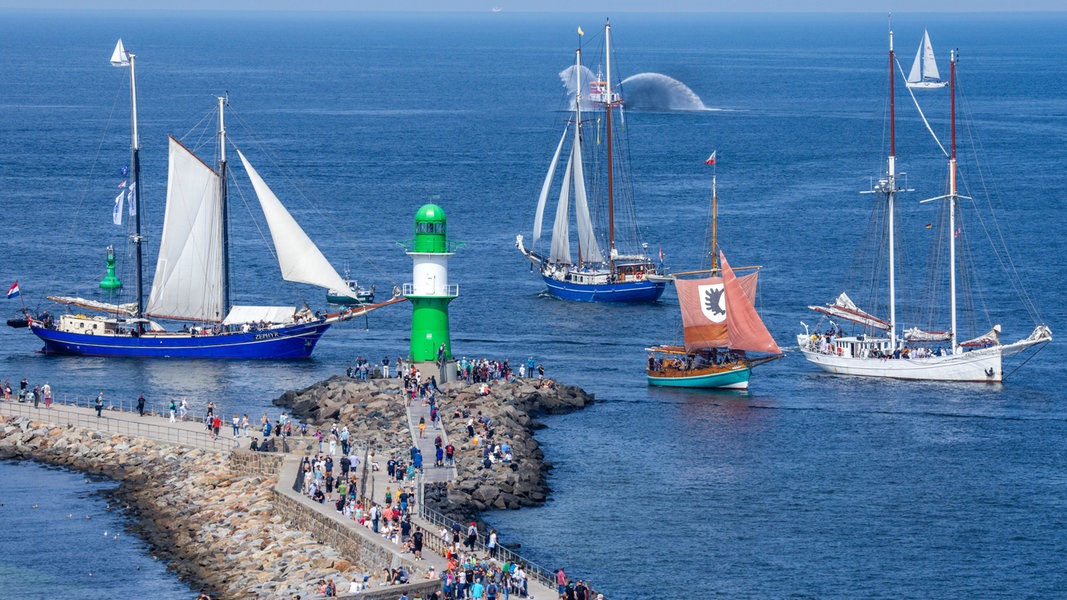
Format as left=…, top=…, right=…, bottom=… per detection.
left=906, top=29, right=948, bottom=89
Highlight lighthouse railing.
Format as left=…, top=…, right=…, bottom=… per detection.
left=402, top=283, right=459, bottom=298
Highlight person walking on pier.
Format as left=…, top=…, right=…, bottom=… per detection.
left=487, top=529, right=499, bottom=560
left=168, top=399, right=177, bottom=422
left=465, top=521, right=479, bottom=551
left=32, top=384, right=40, bottom=408
left=42, top=382, right=52, bottom=408
left=136, top=393, right=146, bottom=416
left=94, top=393, right=104, bottom=418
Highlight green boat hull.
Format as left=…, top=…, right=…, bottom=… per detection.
left=647, top=366, right=751, bottom=390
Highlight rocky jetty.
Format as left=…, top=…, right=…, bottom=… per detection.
left=274, top=376, right=596, bottom=522
left=0, top=414, right=366, bottom=599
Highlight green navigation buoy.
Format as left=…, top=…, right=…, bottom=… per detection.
left=403, top=204, right=460, bottom=380
left=99, top=245, right=122, bottom=290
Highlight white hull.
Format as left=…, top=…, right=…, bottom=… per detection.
left=798, top=342, right=1001, bottom=381
left=906, top=80, right=948, bottom=89
left=796, top=326, right=1050, bottom=382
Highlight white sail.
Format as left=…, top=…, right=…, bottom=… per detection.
left=550, top=147, right=573, bottom=264
left=907, top=41, right=924, bottom=84
left=921, top=30, right=942, bottom=81
left=110, top=39, right=129, bottom=67
left=571, top=119, right=604, bottom=264
left=237, top=150, right=354, bottom=297
left=145, top=137, right=224, bottom=321
left=533, top=127, right=568, bottom=247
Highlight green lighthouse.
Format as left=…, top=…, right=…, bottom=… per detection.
left=404, top=204, right=460, bottom=380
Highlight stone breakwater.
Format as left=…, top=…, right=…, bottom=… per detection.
left=274, top=376, right=595, bottom=522
left=0, top=414, right=366, bottom=600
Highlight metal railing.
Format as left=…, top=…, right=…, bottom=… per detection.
left=401, top=283, right=459, bottom=298
left=0, top=400, right=238, bottom=452
left=417, top=502, right=557, bottom=591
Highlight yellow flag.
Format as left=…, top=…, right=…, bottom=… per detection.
left=578, top=26, right=584, bottom=36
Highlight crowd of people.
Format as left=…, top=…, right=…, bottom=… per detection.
left=1, top=377, right=53, bottom=408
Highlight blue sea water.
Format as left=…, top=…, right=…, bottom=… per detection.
left=0, top=10, right=1065, bottom=599
left=0, top=460, right=193, bottom=599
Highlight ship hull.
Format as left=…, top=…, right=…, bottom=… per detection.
left=29, top=321, right=331, bottom=359
left=542, top=275, right=666, bottom=303
left=797, top=341, right=1002, bottom=381
left=647, top=365, right=751, bottom=390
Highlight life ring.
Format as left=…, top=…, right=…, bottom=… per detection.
left=836, top=347, right=843, bottom=356
left=635, top=272, right=644, bottom=281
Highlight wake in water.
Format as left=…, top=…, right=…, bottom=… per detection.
left=560, top=65, right=708, bottom=111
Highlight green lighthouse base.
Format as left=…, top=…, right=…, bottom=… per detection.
left=411, top=360, right=457, bottom=384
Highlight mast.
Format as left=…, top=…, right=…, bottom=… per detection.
left=604, top=20, right=616, bottom=265
left=887, top=26, right=898, bottom=349
left=710, top=175, right=719, bottom=272
left=128, top=50, right=144, bottom=319
left=573, top=46, right=583, bottom=266
left=218, top=96, right=230, bottom=321
left=949, top=50, right=958, bottom=350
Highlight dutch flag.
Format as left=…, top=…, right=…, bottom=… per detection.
left=7, top=281, right=20, bottom=299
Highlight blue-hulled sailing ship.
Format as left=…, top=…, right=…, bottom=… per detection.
left=25, top=40, right=398, bottom=359
left=516, top=21, right=666, bottom=303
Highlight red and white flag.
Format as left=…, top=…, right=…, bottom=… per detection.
left=705, top=150, right=717, bottom=165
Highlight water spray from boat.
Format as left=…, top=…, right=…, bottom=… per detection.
left=559, top=65, right=709, bottom=111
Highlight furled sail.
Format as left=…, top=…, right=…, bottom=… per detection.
left=960, top=324, right=1001, bottom=347
left=237, top=150, right=354, bottom=297
left=677, top=256, right=767, bottom=353
left=145, top=137, right=224, bottom=322
left=549, top=148, right=573, bottom=264
left=533, top=127, right=568, bottom=247
left=904, top=327, right=951, bottom=342
left=47, top=296, right=136, bottom=316
left=810, top=292, right=890, bottom=331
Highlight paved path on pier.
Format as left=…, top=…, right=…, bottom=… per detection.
left=0, top=398, right=238, bottom=452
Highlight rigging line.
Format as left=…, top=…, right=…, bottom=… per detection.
left=1003, top=342, right=1049, bottom=381
left=68, top=78, right=127, bottom=244
left=177, top=104, right=218, bottom=158
left=955, top=86, right=1044, bottom=325
left=958, top=86, right=1044, bottom=324
left=225, top=107, right=401, bottom=290
left=895, top=58, right=948, bottom=158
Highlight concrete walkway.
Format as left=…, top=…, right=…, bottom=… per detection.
left=0, top=398, right=238, bottom=452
